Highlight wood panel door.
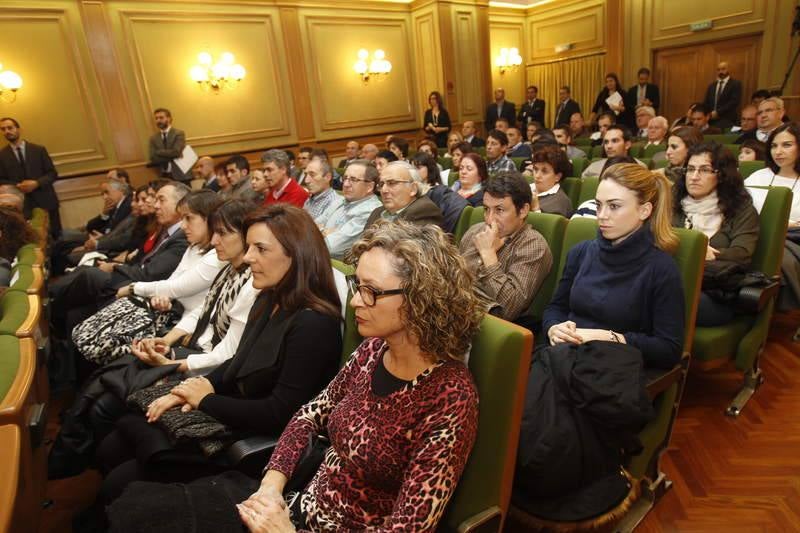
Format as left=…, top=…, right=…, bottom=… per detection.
left=653, top=35, right=761, bottom=125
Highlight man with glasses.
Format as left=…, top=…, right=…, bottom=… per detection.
left=322, top=160, right=382, bottom=259
left=581, top=125, right=647, bottom=178
left=365, top=161, right=443, bottom=230
left=737, top=97, right=786, bottom=143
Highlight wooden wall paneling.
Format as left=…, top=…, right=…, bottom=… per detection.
left=604, top=0, right=623, bottom=77
left=411, top=4, right=446, bottom=117
left=279, top=7, right=315, bottom=142
left=525, top=0, right=605, bottom=61
left=648, top=0, right=766, bottom=44
left=489, top=12, right=526, bottom=105
left=449, top=4, right=485, bottom=123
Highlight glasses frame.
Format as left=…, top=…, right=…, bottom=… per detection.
left=376, top=179, right=413, bottom=189
left=346, top=275, right=404, bottom=307
left=683, top=165, right=719, bottom=176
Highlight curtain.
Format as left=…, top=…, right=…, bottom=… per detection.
left=527, top=53, right=606, bottom=128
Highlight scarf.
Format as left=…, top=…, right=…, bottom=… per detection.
left=681, top=191, right=723, bottom=238
left=186, top=264, right=251, bottom=349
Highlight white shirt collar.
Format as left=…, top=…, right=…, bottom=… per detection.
left=166, top=220, right=182, bottom=236
left=536, top=183, right=561, bottom=197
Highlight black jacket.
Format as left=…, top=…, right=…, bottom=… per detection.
left=518, top=99, right=546, bottom=126
left=703, top=78, right=743, bottom=125
left=426, top=185, right=468, bottom=234
left=111, top=228, right=189, bottom=285
left=553, top=99, right=581, bottom=128
left=86, top=194, right=133, bottom=235
left=485, top=100, right=517, bottom=130
left=0, top=141, right=60, bottom=212
left=626, top=83, right=660, bottom=112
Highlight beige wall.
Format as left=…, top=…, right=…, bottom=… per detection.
left=489, top=10, right=526, bottom=105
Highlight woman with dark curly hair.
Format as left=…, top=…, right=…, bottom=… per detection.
left=673, top=142, right=760, bottom=326
left=530, top=144, right=574, bottom=217
left=658, top=126, right=703, bottom=183
left=0, top=205, right=37, bottom=286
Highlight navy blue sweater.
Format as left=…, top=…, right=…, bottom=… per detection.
left=542, top=226, right=685, bottom=369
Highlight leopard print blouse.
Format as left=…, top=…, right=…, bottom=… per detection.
left=267, top=337, right=479, bottom=532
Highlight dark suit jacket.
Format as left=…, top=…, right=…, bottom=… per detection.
left=148, top=127, right=188, bottom=180
left=86, top=194, right=133, bottom=235
left=111, top=228, right=189, bottom=286
left=203, top=177, right=221, bottom=192
left=701, top=126, right=723, bottom=135
left=485, top=101, right=517, bottom=130
left=365, top=196, right=444, bottom=230
left=553, top=99, right=581, bottom=128
left=626, top=83, right=660, bottom=112
left=734, top=129, right=758, bottom=144
left=467, top=136, right=486, bottom=148
left=518, top=99, right=546, bottom=126
left=703, top=78, right=742, bottom=126
left=508, top=143, right=533, bottom=159
left=0, top=142, right=60, bottom=212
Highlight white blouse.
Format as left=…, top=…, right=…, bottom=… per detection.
left=745, top=168, right=800, bottom=224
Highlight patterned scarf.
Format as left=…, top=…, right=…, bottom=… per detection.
left=186, top=263, right=251, bottom=349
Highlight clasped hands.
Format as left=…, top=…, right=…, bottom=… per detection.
left=17, top=179, right=39, bottom=193
left=237, top=483, right=295, bottom=533
left=145, top=376, right=214, bottom=422
left=547, top=321, right=625, bottom=346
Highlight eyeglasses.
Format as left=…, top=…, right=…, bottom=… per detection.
left=376, top=179, right=412, bottom=189
left=346, top=275, right=404, bottom=307
left=684, top=166, right=717, bottom=176
left=342, top=176, right=370, bottom=184
left=756, top=108, right=778, bottom=115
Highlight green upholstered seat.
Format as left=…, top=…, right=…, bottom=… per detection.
left=692, top=187, right=792, bottom=415
left=510, top=157, right=525, bottom=171
left=703, top=134, right=739, bottom=144
left=724, top=143, right=741, bottom=156
left=7, top=265, right=34, bottom=294
left=573, top=136, right=592, bottom=146
left=630, top=142, right=645, bottom=158
left=0, top=291, right=32, bottom=336
left=453, top=206, right=475, bottom=245
left=439, top=157, right=453, bottom=171
left=560, top=177, right=582, bottom=210
left=569, top=157, right=588, bottom=177
left=442, top=315, right=533, bottom=532
left=331, top=259, right=362, bottom=365
left=653, top=158, right=669, bottom=169
left=641, top=144, right=666, bottom=158
left=577, top=176, right=599, bottom=206
left=0, top=336, right=21, bottom=406
left=739, top=160, right=765, bottom=178
left=476, top=147, right=486, bottom=158
left=639, top=157, right=653, bottom=169
left=438, top=147, right=448, bottom=156
left=14, top=244, right=41, bottom=266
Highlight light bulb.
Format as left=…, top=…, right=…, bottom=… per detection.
left=374, top=49, right=385, bottom=60
left=212, top=63, right=229, bottom=79
left=0, top=71, right=22, bottom=90
left=189, top=65, right=208, bottom=82
left=230, top=64, right=246, bottom=80
left=357, top=49, right=369, bottom=60
left=354, top=60, right=368, bottom=74
left=221, top=52, right=235, bottom=65
left=198, top=52, right=212, bottom=65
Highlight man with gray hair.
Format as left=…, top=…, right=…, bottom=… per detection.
left=738, top=97, right=786, bottom=143
left=365, top=160, right=443, bottom=229
left=360, top=143, right=379, bottom=161
left=634, top=105, right=656, bottom=138
left=303, top=158, right=343, bottom=226
left=262, top=148, right=308, bottom=207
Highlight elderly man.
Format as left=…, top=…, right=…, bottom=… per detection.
left=645, top=116, right=668, bottom=148
left=507, top=127, right=532, bottom=158
left=703, top=61, right=742, bottom=129
left=262, top=149, right=309, bottom=208
left=552, top=125, right=586, bottom=160
left=360, top=143, right=378, bottom=161
left=486, top=130, right=518, bottom=175
left=459, top=171, right=552, bottom=324
left=194, top=156, right=218, bottom=191
left=582, top=126, right=647, bottom=178
left=569, top=112, right=590, bottom=139
left=303, top=158, right=343, bottom=226
left=732, top=105, right=758, bottom=140
left=365, top=161, right=443, bottom=229
left=634, top=106, right=656, bottom=138
left=322, top=159, right=382, bottom=259
left=462, top=120, right=485, bottom=148
left=338, top=141, right=360, bottom=169
left=737, top=97, right=786, bottom=143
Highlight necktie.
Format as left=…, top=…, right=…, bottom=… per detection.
left=162, top=132, right=168, bottom=147
left=714, top=80, right=724, bottom=110
left=638, top=85, right=645, bottom=105
left=16, top=147, right=27, bottom=178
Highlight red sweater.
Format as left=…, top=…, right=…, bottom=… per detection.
left=262, top=179, right=309, bottom=208
left=267, top=337, right=478, bottom=532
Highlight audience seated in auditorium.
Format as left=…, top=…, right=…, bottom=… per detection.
left=582, top=125, right=647, bottom=177
left=222, top=155, right=259, bottom=202
left=359, top=143, right=378, bottom=161
left=452, top=152, right=487, bottom=207
left=194, top=156, right=218, bottom=191
left=411, top=152, right=467, bottom=233
left=738, top=97, right=786, bottom=144
left=375, top=149, right=398, bottom=173
left=302, top=158, right=343, bottom=227
left=308, top=148, right=343, bottom=189
left=525, top=121, right=541, bottom=143
left=416, top=138, right=440, bottom=160
left=486, top=129, right=518, bottom=175
left=459, top=171, right=552, bottom=324
left=529, top=145, right=574, bottom=218
left=0, top=206, right=37, bottom=287
left=591, top=73, right=631, bottom=129
left=387, top=136, right=409, bottom=161
left=71, top=191, right=226, bottom=369
left=738, top=139, right=766, bottom=162
left=366, top=161, right=444, bottom=230
left=248, top=169, right=267, bottom=204
left=486, top=87, right=517, bottom=130
left=322, top=159, right=381, bottom=260
left=0, top=184, right=24, bottom=211
left=572, top=155, right=637, bottom=219
left=462, top=120, right=485, bottom=147
left=338, top=140, right=360, bottom=168
left=424, top=91, right=452, bottom=148
left=659, top=126, right=704, bottom=183
left=627, top=67, right=660, bottom=113
left=570, top=111, right=591, bottom=139
left=261, top=149, right=309, bottom=208
left=89, top=183, right=158, bottom=264
left=554, top=85, right=581, bottom=128
left=507, top=127, right=533, bottom=158
left=733, top=105, right=758, bottom=141
left=673, top=142, right=759, bottom=327
left=148, top=108, right=189, bottom=182
left=703, top=61, right=742, bottom=129
left=690, top=103, right=723, bottom=135
left=494, top=117, right=510, bottom=133
left=634, top=105, right=656, bottom=138
left=518, top=85, right=546, bottom=127
left=553, top=124, right=587, bottom=160
left=590, top=112, right=616, bottom=149
left=644, top=116, right=669, bottom=152
left=292, top=146, right=312, bottom=186
left=445, top=131, right=463, bottom=158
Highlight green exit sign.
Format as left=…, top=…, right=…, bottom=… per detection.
left=690, top=20, right=713, bottom=32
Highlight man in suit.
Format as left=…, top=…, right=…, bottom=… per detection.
left=292, top=147, right=313, bottom=186
left=461, top=121, right=485, bottom=148
left=552, top=125, right=587, bottom=160
left=690, top=103, right=722, bottom=135
left=485, top=88, right=517, bottom=130
left=507, top=128, right=532, bottom=159
left=366, top=161, right=443, bottom=229
left=634, top=105, right=656, bottom=138
left=338, top=141, right=360, bottom=169
left=703, top=61, right=742, bottom=129
left=148, top=108, right=190, bottom=182
left=626, top=67, right=660, bottom=113
left=731, top=105, right=757, bottom=141
left=518, top=86, right=546, bottom=127
left=195, top=156, right=219, bottom=191
left=0, top=117, right=61, bottom=237
left=553, top=86, right=581, bottom=129
left=737, top=97, right=786, bottom=143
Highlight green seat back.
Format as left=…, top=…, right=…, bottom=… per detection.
left=639, top=157, right=653, bottom=169
left=453, top=206, right=475, bottom=245
left=557, top=217, right=598, bottom=279
left=653, top=159, right=669, bottom=169
left=476, top=147, right=486, bottom=158
left=739, top=160, right=765, bottom=178
left=331, top=259, right=362, bottom=365
left=439, top=157, right=453, bottom=171
left=641, top=144, right=666, bottom=158
left=751, top=187, right=792, bottom=277
left=438, top=147, right=448, bottom=156
left=630, top=142, right=645, bottom=158
left=573, top=136, right=592, bottom=146
left=569, top=157, right=588, bottom=177
left=510, top=157, right=525, bottom=171
left=671, top=229, right=708, bottom=351
left=584, top=145, right=597, bottom=160
left=0, top=336, right=21, bottom=405
left=724, top=143, right=741, bottom=156
left=0, top=292, right=30, bottom=335
left=560, top=177, right=582, bottom=210
left=577, top=176, right=599, bottom=206
left=443, top=315, right=533, bottom=532
left=7, top=265, right=34, bottom=294
left=703, top=134, right=739, bottom=144
left=14, top=245, right=39, bottom=266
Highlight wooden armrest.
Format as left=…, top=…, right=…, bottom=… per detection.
left=456, top=506, right=503, bottom=533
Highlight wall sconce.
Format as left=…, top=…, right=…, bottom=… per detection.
left=0, top=62, right=23, bottom=104
left=189, top=52, right=246, bottom=92
left=496, top=47, right=522, bottom=74
left=354, top=49, right=392, bottom=83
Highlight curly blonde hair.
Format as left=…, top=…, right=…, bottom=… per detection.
left=348, top=220, right=484, bottom=362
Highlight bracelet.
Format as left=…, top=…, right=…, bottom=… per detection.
left=610, top=330, right=620, bottom=343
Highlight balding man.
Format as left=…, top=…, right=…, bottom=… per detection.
left=703, top=61, right=742, bottom=129
left=338, top=141, right=360, bottom=169
left=737, top=97, right=786, bottom=143
left=485, top=88, right=517, bottom=130
left=194, top=156, right=218, bottom=191
left=645, top=116, right=668, bottom=149
left=732, top=105, right=758, bottom=141
left=365, top=161, right=443, bottom=229
left=461, top=120, right=485, bottom=148
left=360, top=143, right=378, bottom=161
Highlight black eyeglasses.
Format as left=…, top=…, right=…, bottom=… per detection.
left=346, top=275, right=404, bottom=307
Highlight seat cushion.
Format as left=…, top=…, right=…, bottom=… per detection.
left=0, top=336, right=21, bottom=405
left=691, top=316, right=754, bottom=362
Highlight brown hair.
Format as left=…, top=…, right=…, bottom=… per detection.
left=243, top=205, right=341, bottom=319
left=0, top=207, right=37, bottom=260
left=531, top=144, right=571, bottom=181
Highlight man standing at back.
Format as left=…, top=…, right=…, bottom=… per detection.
left=485, top=88, right=517, bottom=130
left=703, top=61, right=742, bottom=129
left=148, top=108, right=190, bottom=182
left=554, top=86, right=581, bottom=129
left=518, top=86, right=546, bottom=127
left=0, top=117, right=62, bottom=237
left=626, top=68, right=660, bottom=113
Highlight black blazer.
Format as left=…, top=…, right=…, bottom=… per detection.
left=423, top=108, right=452, bottom=148
left=148, top=128, right=188, bottom=180
left=703, top=78, right=742, bottom=125
left=626, top=83, right=660, bottom=112
left=553, top=99, right=581, bottom=128
left=485, top=100, right=517, bottom=130
left=366, top=195, right=445, bottom=230
left=0, top=142, right=60, bottom=212
left=111, top=228, right=189, bottom=286
left=518, top=99, right=546, bottom=126
left=86, top=194, right=133, bottom=235
left=592, top=88, right=634, bottom=129
left=467, top=136, right=486, bottom=148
